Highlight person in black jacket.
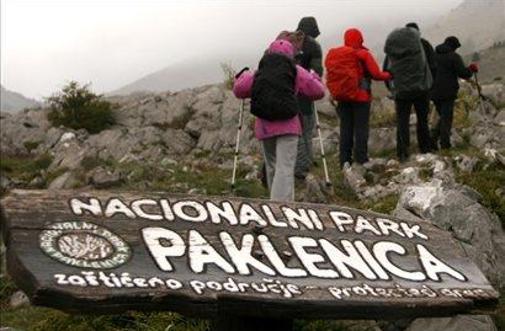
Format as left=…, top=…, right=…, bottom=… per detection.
left=294, top=17, right=323, bottom=179
left=431, top=36, right=479, bottom=149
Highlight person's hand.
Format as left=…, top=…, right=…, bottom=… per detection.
left=469, top=63, right=479, bottom=73
left=384, top=71, right=393, bottom=81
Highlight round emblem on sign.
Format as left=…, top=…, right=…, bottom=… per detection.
left=39, top=221, right=131, bottom=269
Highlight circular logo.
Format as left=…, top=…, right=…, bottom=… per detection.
left=39, top=221, right=131, bottom=269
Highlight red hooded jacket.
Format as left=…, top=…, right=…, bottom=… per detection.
left=326, top=28, right=391, bottom=102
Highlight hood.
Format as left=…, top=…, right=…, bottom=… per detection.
left=344, top=28, right=366, bottom=49
left=297, top=17, right=320, bottom=38
left=435, top=43, right=454, bottom=54
left=267, top=39, right=295, bottom=58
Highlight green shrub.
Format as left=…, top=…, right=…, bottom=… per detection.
left=221, top=62, right=236, bottom=90
left=47, top=81, right=115, bottom=134
left=23, top=141, right=40, bottom=153
left=456, top=162, right=505, bottom=228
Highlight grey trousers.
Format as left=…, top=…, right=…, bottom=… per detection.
left=295, top=111, right=315, bottom=177
left=262, top=135, right=299, bottom=202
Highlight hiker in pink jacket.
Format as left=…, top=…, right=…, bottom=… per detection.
left=233, top=39, right=325, bottom=201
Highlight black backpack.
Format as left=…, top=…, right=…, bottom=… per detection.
left=251, top=53, right=300, bottom=121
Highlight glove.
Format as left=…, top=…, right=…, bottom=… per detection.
left=469, top=63, right=479, bottom=73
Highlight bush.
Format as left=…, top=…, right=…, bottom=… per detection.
left=47, top=81, right=115, bottom=134
left=221, top=62, right=236, bottom=90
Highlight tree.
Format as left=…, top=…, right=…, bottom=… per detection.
left=47, top=81, right=115, bottom=134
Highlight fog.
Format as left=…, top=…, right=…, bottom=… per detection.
left=1, top=0, right=463, bottom=99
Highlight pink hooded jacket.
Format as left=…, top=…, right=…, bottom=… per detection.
left=233, top=39, right=325, bottom=140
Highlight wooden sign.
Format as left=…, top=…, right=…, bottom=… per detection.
left=0, top=189, right=499, bottom=319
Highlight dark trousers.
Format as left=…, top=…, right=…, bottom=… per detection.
left=432, top=99, right=456, bottom=149
left=337, top=102, right=370, bottom=167
left=395, top=94, right=433, bottom=160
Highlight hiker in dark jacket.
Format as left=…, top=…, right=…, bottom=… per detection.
left=431, top=36, right=479, bottom=149
left=384, top=26, right=435, bottom=162
left=294, top=16, right=323, bottom=179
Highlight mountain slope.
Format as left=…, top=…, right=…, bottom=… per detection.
left=111, top=55, right=259, bottom=96
left=0, top=85, right=40, bottom=112
left=424, top=0, right=505, bottom=54
left=467, top=43, right=505, bottom=83
left=111, top=0, right=504, bottom=96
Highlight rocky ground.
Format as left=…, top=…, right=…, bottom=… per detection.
left=0, top=81, right=504, bottom=331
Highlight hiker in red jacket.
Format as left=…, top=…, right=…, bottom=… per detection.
left=325, top=28, right=392, bottom=168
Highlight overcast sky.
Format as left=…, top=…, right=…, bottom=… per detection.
left=1, top=0, right=463, bottom=99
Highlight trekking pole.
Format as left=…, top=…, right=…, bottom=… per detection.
left=474, top=72, right=489, bottom=113
left=231, top=99, right=245, bottom=190
left=313, top=104, right=332, bottom=187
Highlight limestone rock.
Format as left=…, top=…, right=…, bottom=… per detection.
left=59, top=131, right=76, bottom=143
left=393, top=167, right=420, bottom=185
left=343, top=164, right=367, bottom=193
left=363, top=158, right=387, bottom=172
left=494, top=110, right=505, bottom=126
left=397, top=181, right=505, bottom=288
left=0, top=175, right=12, bottom=191
left=369, top=128, right=396, bottom=154
left=9, top=290, right=30, bottom=308
left=48, top=171, right=78, bottom=190
left=88, top=167, right=123, bottom=189
left=455, top=155, right=479, bottom=172
left=482, top=83, right=504, bottom=106
left=302, top=174, right=328, bottom=204
left=405, top=315, right=497, bottom=331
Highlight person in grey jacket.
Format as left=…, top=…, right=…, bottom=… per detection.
left=294, top=16, right=323, bottom=179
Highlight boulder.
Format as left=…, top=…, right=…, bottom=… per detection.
left=59, top=131, right=76, bottom=143
left=363, top=158, right=387, bottom=172
left=455, top=155, right=479, bottom=172
left=481, top=83, right=504, bottom=106
left=48, top=171, right=78, bottom=190
left=342, top=164, right=367, bottom=193
left=392, top=167, right=420, bottom=185
left=0, top=109, right=51, bottom=156
left=494, top=110, right=505, bottom=126
left=405, top=315, right=496, bottom=331
left=301, top=174, right=328, bottom=204
left=9, top=290, right=30, bottom=308
left=369, top=128, right=396, bottom=154
left=88, top=167, right=123, bottom=189
left=49, top=140, right=89, bottom=171
left=0, top=175, right=12, bottom=191
left=397, top=180, right=505, bottom=288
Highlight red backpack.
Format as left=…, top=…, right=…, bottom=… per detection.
left=325, top=46, right=362, bottom=102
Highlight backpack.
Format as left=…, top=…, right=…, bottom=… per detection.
left=325, top=46, right=362, bottom=102
left=276, top=31, right=305, bottom=53
left=250, top=53, right=300, bottom=121
left=384, top=27, right=433, bottom=98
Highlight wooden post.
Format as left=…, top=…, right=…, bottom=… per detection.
left=0, top=189, right=499, bottom=322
